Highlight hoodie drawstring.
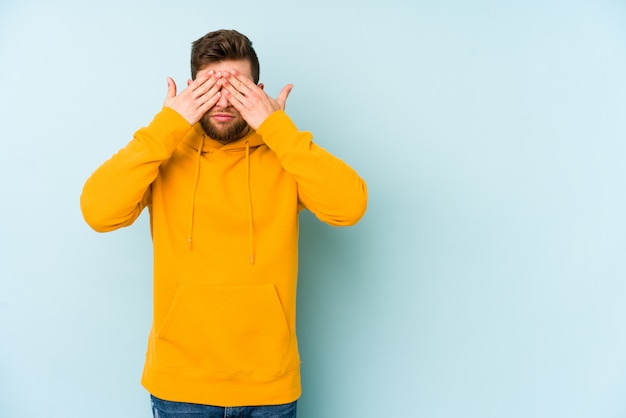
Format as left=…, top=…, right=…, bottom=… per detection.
left=245, top=141, right=255, bottom=265
left=186, top=136, right=255, bottom=265
left=187, top=136, right=204, bottom=250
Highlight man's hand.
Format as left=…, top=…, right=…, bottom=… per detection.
left=220, top=70, right=293, bottom=130
left=163, top=69, right=222, bottom=125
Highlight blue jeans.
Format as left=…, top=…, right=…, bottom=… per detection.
left=151, top=395, right=297, bottom=418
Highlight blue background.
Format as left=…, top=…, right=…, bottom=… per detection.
left=1, top=1, right=626, bottom=417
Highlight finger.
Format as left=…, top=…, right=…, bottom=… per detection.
left=199, top=90, right=223, bottom=111
left=220, top=78, right=247, bottom=102
left=165, top=77, right=177, bottom=100
left=190, top=70, right=217, bottom=96
left=198, top=82, right=223, bottom=106
left=277, top=84, right=294, bottom=109
left=224, top=70, right=256, bottom=95
left=222, top=87, right=245, bottom=111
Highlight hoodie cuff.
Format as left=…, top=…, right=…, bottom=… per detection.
left=151, top=107, right=193, bottom=133
left=255, top=110, right=308, bottom=157
left=137, top=107, right=194, bottom=156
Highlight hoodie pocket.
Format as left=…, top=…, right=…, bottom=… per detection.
left=156, top=283, right=294, bottom=376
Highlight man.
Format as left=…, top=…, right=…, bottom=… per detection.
left=80, top=29, right=367, bottom=417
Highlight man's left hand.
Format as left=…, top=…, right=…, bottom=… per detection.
left=220, top=70, right=293, bottom=130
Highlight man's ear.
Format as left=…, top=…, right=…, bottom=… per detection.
left=187, top=79, right=192, bottom=87
left=258, top=83, right=264, bottom=90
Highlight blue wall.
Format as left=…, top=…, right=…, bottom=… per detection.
left=1, top=1, right=626, bottom=417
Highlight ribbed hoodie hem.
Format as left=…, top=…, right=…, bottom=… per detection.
left=141, top=365, right=301, bottom=407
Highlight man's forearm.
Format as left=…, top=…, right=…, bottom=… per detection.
left=80, top=107, right=192, bottom=232
left=258, top=110, right=368, bottom=226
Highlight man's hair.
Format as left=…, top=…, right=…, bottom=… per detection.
left=191, top=29, right=260, bottom=83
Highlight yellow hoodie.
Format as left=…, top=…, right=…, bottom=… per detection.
left=80, top=107, right=367, bottom=407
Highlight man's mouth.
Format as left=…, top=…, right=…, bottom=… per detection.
left=211, top=113, right=235, bottom=123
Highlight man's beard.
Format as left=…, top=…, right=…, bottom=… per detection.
left=199, top=113, right=249, bottom=144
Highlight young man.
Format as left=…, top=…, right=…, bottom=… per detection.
left=80, top=29, right=367, bottom=417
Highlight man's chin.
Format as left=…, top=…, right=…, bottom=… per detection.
left=200, top=120, right=249, bottom=143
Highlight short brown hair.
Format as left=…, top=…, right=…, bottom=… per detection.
left=190, top=29, right=260, bottom=83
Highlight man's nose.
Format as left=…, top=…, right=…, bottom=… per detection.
left=216, top=89, right=229, bottom=108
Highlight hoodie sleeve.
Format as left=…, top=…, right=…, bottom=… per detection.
left=256, top=110, right=367, bottom=226
left=80, top=107, right=193, bottom=232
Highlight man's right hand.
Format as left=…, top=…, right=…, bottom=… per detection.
left=163, top=69, right=222, bottom=125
